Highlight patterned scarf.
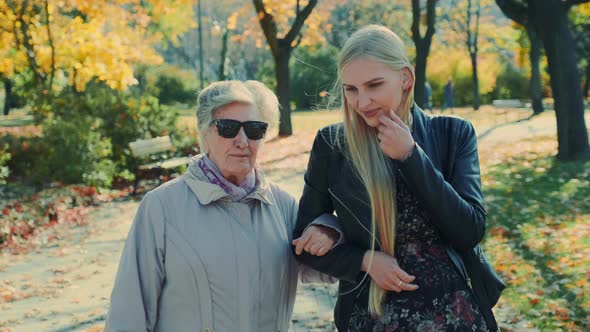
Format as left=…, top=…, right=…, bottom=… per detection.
left=194, top=154, right=257, bottom=201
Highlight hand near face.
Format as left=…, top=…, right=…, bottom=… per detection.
left=377, top=110, right=415, bottom=161
left=362, top=251, right=419, bottom=292
left=292, top=225, right=339, bottom=256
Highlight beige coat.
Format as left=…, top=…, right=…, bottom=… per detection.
left=105, top=163, right=334, bottom=332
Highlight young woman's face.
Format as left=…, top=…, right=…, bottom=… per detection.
left=341, top=57, right=411, bottom=127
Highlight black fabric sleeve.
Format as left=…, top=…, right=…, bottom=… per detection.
left=399, top=120, right=486, bottom=250
left=292, top=129, right=366, bottom=282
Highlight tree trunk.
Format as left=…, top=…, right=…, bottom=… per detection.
left=526, top=24, right=544, bottom=114
left=411, top=0, right=437, bottom=111
left=414, top=45, right=427, bottom=110
left=584, top=63, right=590, bottom=99
left=275, top=46, right=292, bottom=136
left=197, top=0, right=204, bottom=89
left=218, top=28, right=229, bottom=81
left=470, top=51, right=480, bottom=110
left=530, top=0, right=589, bottom=160
left=3, top=77, right=13, bottom=116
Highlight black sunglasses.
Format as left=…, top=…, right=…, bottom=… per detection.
left=212, top=119, right=269, bottom=140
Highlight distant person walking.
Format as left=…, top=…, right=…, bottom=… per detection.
left=443, top=78, right=454, bottom=112
left=424, top=80, right=433, bottom=113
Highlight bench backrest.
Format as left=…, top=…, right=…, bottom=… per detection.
left=492, top=99, right=523, bottom=108
left=129, top=136, right=174, bottom=157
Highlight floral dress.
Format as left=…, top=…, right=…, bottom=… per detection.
left=347, top=171, right=488, bottom=332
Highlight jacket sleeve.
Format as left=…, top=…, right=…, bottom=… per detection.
left=105, top=192, right=166, bottom=332
left=292, top=129, right=366, bottom=283
left=399, top=119, right=486, bottom=250
left=306, top=213, right=345, bottom=247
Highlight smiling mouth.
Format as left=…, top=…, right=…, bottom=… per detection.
left=363, top=109, right=380, bottom=117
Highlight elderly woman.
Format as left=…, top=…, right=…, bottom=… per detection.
left=105, top=80, right=340, bottom=332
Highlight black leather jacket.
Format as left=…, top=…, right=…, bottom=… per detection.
left=293, top=105, right=499, bottom=331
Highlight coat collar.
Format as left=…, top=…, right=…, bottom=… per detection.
left=182, top=156, right=275, bottom=206
left=410, top=103, right=432, bottom=148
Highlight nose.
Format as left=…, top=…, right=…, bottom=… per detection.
left=234, top=127, right=249, bottom=148
left=358, top=91, right=371, bottom=110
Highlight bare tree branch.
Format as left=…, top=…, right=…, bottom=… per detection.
left=13, top=0, right=45, bottom=84
left=252, top=0, right=279, bottom=56
left=44, top=0, right=56, bottom=92
left=283, top=0, right=318, bottom=45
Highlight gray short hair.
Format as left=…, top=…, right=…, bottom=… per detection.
left=196, top=80, right=279, bottom=152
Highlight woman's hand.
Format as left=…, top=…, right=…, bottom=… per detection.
left=292, top=225, right=339, bottom=256
left=362, top=251, right=419, bottom=292
left=377, top=110, right=415, bottom=161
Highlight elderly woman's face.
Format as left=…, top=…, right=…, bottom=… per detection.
left=205, top=102, right=263, bottom=185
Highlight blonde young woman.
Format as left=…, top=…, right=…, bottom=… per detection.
left=293, top=25, right=503, bottom=331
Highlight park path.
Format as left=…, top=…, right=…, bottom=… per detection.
left=0, top=111, right=579, bottom=332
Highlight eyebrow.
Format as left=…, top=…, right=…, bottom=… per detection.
left=342, top=77, right=384, bottom=88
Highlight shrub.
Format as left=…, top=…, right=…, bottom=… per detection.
left=0, top=144, right=10, bottom=184
left=291, top=45, right=339, bottom=110
left=256, top=45, right=339, bottom=111
left=0, top=135, right=45, bottom=182
left=155, top=75, right=195, bottom=105
left=36, top=115, right=117, bottom=188
left=135, top=65, right=198, bottom=106
left=493, top=63, right=529, bottom=100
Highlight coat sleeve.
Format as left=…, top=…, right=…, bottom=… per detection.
left=105, top=192, right=166, bottom=332
left=399, top=119, right=486, bottom=250
left=292, top=129, right=366, bottom=283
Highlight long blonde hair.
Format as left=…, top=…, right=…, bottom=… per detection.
left=334, top=25, right=415, bottom=316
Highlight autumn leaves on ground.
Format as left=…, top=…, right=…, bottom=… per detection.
left=0, top=108, right=588, bottom=331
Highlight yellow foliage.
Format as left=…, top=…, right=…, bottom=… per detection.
left=233, top=0, right=333, bottom=49
left=427, top=39, right=500, bottom=95
left=0, top=0, right=193, bottom=91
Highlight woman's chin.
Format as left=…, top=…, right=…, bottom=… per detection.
left=362, top=117, right=381, bottom=128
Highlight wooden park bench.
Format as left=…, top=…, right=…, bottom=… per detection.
left=129, top=135, right=190, bottom=194
left=492, top=99, right=525, bottom=108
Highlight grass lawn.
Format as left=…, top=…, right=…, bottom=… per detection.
left=480, top=135, right=589, bottom=331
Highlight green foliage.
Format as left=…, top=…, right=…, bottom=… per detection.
left=0, top=135, right=45, bottom=182
left=155, top=75, right=195, bottom=105
left=256, top=59, right=277, bottom=93
left=36, top=115, right=117, bottom=188
left=290, top=45, right=338, bottom=110
left=255, top=45, right=339, bottom=110
left=493, top=63, right=530, bottom=100
left=47, top=82, right=179, bottom=168
left=135, top=64, right=198, bottom=106
left=483, top=140, right=590, bottom=330
left=0, top=144, right=10, bottom=184
left=3, top=81, right=184, bottom=187
left=429, top=72, right=495, bottom=107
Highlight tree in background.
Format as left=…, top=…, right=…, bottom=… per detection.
left=411, top=0, right=438, bottom=109
left=252, top=0, right=321, bottom=136
left=465, top=0, right=482, bottom=110
left=0, top=0, right=194, bottom=116
left=327, top=1, right=412, bottom=49
left=570, top=4, right=590, bottom=99
left=445, top=0, right=483, bottom=110
left=492, top=6, right=545, bottom=114
left=496, top=0, right=590, bottom=161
